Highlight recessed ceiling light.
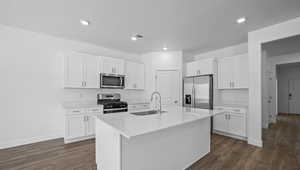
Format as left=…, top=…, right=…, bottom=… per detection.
left=80, top=19, right=90, bottom=26
left=131, top=36, right=137, bottom=41
left=131, top=34, right=143, bottom=41
left=236, top=17, right=246, bottom=24
left=163, top=47, right=168, bottom=51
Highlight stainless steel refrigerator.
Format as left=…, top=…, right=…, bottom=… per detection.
left=183, top=75, right=213, bottom=109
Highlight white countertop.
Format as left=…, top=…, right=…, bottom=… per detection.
left=96, top=106, right=213, bottom=139
left=62, top=101, right=101, bottom=109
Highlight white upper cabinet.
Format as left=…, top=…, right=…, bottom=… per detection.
left=186, top=58, right=214, bottom=77
left=83, top=54, right=100, bottom=88
left=125, top=61, right=145, bottom=90
left=217, top=54, right=248, bottom=89
left=101, top=56, right=124, bottom=75
left=64, top=52, right=100, bottom=88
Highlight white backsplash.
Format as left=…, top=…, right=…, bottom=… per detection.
left=216, top=89, right=249, bottom=106
left=63, top=88, right=147, bottom=103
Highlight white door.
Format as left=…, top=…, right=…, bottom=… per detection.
left=228, top=113, right=245, bottom=137
left=218, top=57, right=234, bottom=89
left=288, top=79, right=300, bottom=114
left=64, top=54, right=84, bottom=88
left=86, top=116, right=95, bottom=136
left=83, top=55, right=100, bottom=88
left=67, top=115, right=86, bottom=139
left=155, top=70, right=181, bottom=106
left=213, top=112, right=228, bottom=133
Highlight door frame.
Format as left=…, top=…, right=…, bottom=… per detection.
left=155, top=69, right=182, bottom=106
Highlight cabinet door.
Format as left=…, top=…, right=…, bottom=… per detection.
left=228, top=113, right=246, bottom=137
left=66, top=115, right=86, bottom=139
left=186, top=62, right=197, bottom=77
left=218, top=57, right=234, bottom=89
left=86, top=116, right=95, bottom=136
left=195, top=59, right=214, bottom=75
left=213, top=112, right=228, bottom=133
left=233, top=54, right=248, bottom=88
left=125, top=61, right=145, bottom=89
left=83, top=55, right=100, bottom=88
left=101, top=56, right=124, bottom=74
left=64, top=54, right=84, bottom=88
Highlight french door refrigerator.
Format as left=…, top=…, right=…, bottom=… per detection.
left=183, top=75, right=213, bottom=109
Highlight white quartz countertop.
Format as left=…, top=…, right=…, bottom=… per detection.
left=96, top=106, right=214, bottom=139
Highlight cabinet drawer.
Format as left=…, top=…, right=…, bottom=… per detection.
left=67, top=109, right=83, bottom=114
left=87, top=107, right=102, bottom=113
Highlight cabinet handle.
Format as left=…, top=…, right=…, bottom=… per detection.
left=228, top=114, right=230, bottom=120
left=232, top=82, right=235, bottom=88
left=82, top=81, right=84, bottom=87
left=72, top=110, right=80, bottom=113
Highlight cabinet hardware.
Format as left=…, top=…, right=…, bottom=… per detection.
left=232, top=82, right=234, bottom=88
left=82, top=81, right=84, bottom=87
left=72, top=110, right=80, bottom=113
left=228, top=114, right=231, bottom=119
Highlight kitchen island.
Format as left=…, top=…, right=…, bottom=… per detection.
left=95, top=106, right=213, bottom=170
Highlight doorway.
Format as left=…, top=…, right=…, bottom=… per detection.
left=155, top=70, right=181, bottom=106
left=277, top=63, right=300, bottom=115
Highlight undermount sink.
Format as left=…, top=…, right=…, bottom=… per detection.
left=130, top=110, right=167, bottom=116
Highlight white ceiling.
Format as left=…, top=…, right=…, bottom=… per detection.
left=1, top=0, right=300, bottom=54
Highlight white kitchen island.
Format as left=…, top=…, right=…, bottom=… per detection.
left=95, top=106, right=213, bottom=170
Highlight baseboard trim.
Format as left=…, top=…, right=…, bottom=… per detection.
left=247, top=138, right=263, bottom=147
left=0, top=132, right=64, bottom=149
left=213, top=130, right=247, bottom=141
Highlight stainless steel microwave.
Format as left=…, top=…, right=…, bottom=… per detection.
left=100, top=73, right=125, bottom=89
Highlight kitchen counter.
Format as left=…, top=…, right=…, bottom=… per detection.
left=95, top=106, right=212, bottom=170
left=62, top=101, right=101, bottom=109
left=96, top=106, right=213, bottom=138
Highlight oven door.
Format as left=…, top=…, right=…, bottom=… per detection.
left=100, top=74, right=125, bottom=89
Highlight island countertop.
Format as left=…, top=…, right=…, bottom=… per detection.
left=96, top=106, right=213, bottom=138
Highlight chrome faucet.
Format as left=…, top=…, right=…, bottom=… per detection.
left=151, top=91, right=162, bottom=114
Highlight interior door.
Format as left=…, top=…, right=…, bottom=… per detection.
left=288, top=79, right=300, bottom=114
left=156, top=70, right=181, bottom=106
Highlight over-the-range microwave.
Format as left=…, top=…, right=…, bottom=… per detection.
left=100, top=73, right=125, bottom=89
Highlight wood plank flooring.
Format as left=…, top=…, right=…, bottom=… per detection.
left=1, top=114, right=300, bottom=170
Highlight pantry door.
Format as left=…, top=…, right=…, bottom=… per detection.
left=155, top=70, right=181, bottom=106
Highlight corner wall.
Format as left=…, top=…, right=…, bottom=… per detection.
left=0, top=24, right=143, bottom=149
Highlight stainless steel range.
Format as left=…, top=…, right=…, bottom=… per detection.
left=97, top=93, right=128, bottom=114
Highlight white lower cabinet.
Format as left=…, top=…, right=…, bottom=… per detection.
left=65, top=108, right=102, bottom=143
left=213, top=107, right=246, bottom=139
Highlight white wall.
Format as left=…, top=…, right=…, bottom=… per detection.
left=0, top=25, right=145, bottom=149
left=183, top=43, right=249, bottom=106
left=248, top=16, right=300, bottom=147
left=141, top=51, right=183, bottom=105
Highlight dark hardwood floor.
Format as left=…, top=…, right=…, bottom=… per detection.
left=1, top=114, right=300, bottom=170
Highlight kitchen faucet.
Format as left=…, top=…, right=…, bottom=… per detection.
left=151, top=91, right=162, bottom=114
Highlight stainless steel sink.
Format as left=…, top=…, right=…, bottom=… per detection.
left=130, top=110, right=167, bottom=116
